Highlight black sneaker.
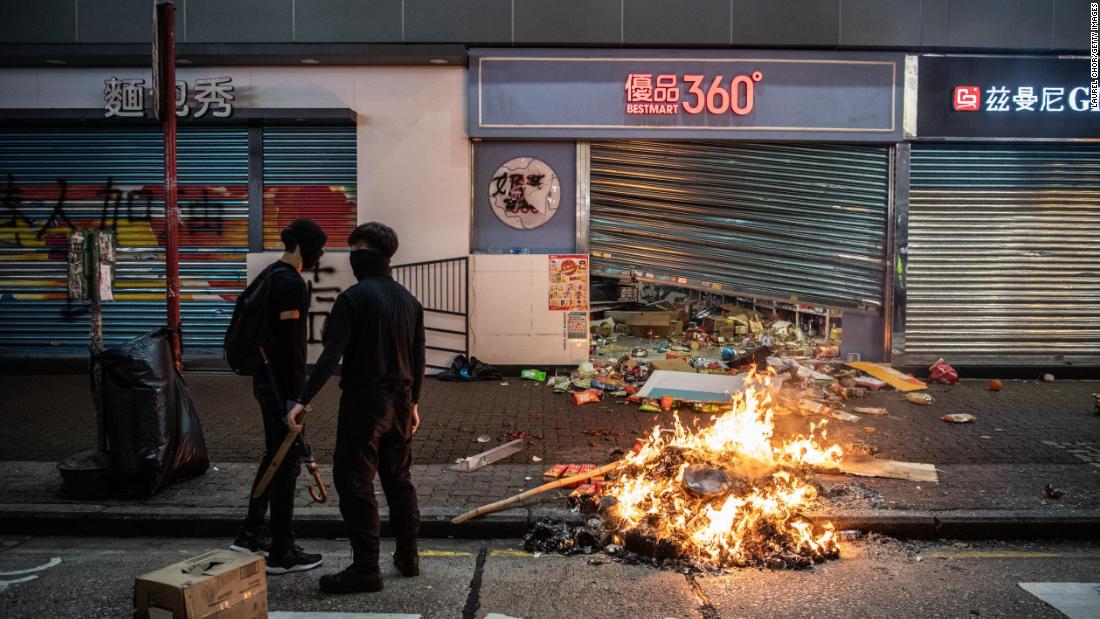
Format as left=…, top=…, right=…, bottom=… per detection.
left=229, top=527, right=271, bottom=558
left=393, top=550, right=419, bottom=577
left=266, top=544, right=323, bottom=575
left=319, top=565, right=383, bottom=594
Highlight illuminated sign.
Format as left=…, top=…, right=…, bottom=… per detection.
left=918, top=56, right=1100, bottom=139
left=469, top=49, right=903, bottom=142
left=624, top=72, right=763, bottom=116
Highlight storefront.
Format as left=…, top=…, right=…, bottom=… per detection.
left=902, top=55, right=1100, bottom=367
left=466, top=49, right=904, bottom=365
left=0, top=65, right=469, bottom=364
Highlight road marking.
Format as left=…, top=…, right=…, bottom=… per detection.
left=930, top=551, right=1100, bottom=560
left=1019, top=583, right=1100, bottom=619
left=0, top=575, right=38, bottom=592
left=420, top=550, right=472, bottom=557
left=489, top=549, right=532, bottom=558
left=0, top=557, right=61, bottom=576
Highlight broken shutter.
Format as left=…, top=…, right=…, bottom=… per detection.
left=589, top=140, right=890, bottom=312
left=0, top=127, right=249, bottom=354
left=905, top=143, right=1100, bottom=365
left=262, top=127, right=357, bottom=249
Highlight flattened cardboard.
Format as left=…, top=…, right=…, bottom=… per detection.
left=134, top=550, right=266, bottom=619
left=835, top=457, right=939, bottom=483
left=847, top=362, right=927, bottom=392
left=649, top=358, right=696, bottom=373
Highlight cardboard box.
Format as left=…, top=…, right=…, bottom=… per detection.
left=134, top=550, right=267, bottom=619
left=628, top=312, right=678, bottom=337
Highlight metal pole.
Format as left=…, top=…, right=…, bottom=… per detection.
left=158, top=2, right=182, bottom=370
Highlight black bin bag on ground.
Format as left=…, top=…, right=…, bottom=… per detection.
left=95, top=328, right=209, bottom=497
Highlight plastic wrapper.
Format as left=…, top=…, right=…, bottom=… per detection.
left=96, top=328, right=209, bottom=497
left=928, top=358, right=959, bottom=385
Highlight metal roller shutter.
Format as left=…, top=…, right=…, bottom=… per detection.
left=589, top=140, right=890, bottom=312
left=906, top=144, right=1100, bottom=366
left=0, top=127, right=248, bottom=355
left=263, top=127, right=357, bottom=249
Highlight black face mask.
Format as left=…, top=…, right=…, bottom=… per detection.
left=350, top=249, right=390, bottom=280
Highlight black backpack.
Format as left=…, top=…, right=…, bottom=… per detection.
left=223, top=266, right=276, bottom=375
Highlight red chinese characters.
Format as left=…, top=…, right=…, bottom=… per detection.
left=625, top=72, right=762, bottom=116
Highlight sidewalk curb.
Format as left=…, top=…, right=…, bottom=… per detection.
left=1, top=504, right=1098, bottom=540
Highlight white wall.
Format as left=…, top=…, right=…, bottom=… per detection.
left=0, top=65, right=470, bottom=264
left=470, top=254, right=589, bottom=366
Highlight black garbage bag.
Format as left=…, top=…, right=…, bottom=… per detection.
left=437, top=354, right=502, bottom=382
left=95, top=328, right=209, bottom=497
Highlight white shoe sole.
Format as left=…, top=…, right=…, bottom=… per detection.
left=229, top=544, right=270, bottom=558
left=266, top=558, right=324, bottom=575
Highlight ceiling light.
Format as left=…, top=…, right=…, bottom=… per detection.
left=300, top=58, right=321, bottom=65
left=429, top=58, right=449, bottom=65
left=177, top=58, right=192, bottom=65
left=45, top=59, right=66, bottom=65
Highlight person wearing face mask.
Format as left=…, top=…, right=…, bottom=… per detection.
left=230, top=218, right=326, bottom=575
left=286, top=222, right=425, bottom=594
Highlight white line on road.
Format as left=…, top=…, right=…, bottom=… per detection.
left=0, top=557, right=61, bottom=576
left=0, top=575, right=38, bottom=592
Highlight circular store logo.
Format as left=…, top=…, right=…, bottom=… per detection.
left=488, top=157, right=561, bottom=230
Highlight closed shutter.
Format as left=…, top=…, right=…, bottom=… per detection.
left=263, top=127, right=357, bottom=249
left=0, top=127, right=248, bottom=354
left=906, top=143, right=1100, bottom=365
left=590, top=140, right=890, bottom=312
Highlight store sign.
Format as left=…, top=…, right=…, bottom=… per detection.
left=103, top=76, right=235, bottom=119
left=918, top=56, right=1100, bottom=139
left=469, top=49, right=903, bottom=141
left=488, top=157, right=561, bottom=230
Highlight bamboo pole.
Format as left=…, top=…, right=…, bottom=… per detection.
left=451, top=460, right=624, bottom=525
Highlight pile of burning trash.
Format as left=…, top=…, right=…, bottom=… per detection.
left=529, top=371, right=844, bottom=570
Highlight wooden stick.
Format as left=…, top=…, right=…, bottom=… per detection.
left=451, top=460, right=624, bottom=525
left=252, top=405, right=311, bottom=499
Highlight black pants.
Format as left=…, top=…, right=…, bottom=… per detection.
left=333, top=386, right=420, bottom=571
left=245, top=380, right=301, bottom=548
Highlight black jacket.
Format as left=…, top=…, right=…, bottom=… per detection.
left=298, top=269, right=425, bottom=405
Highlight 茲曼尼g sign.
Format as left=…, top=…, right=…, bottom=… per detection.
left=917, top=56, right=1100, bottom=140
left=468, top=49, right=904, bottom=142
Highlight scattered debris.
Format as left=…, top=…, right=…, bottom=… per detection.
left=828, top=410, right=862, bottom=422
left=1044, top=483, right=1064, bottom=499
left=476, top=435, right=491, bottom=443
left=928, top=358, right=959, bottom=385
left=532, top=456, right=543, bottom=463
left=863, top=426, right=877, bottom=433
left=1042, top=373, right=1055, bottom=382
left=988, top=379, right=1004, bottom=392
left=847, top=362, right=927, bottom=392
left=451, top=439, right=526, bottom=472
left=905, top=393, right=934, bottom=406
left=840, top=530, right=862, bottom=541
left=521, top=369, right=547, bottom=381
left=940, top=414, right=976, bottom=424
left=834, top=458, right=939, bottom=483
left=853, top=407, right=889, bottom=416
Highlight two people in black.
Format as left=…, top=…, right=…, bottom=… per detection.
left=234, top=219, right=425, bottom=593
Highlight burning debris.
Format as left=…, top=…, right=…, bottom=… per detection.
left=528, top=371, right=844, bottom=570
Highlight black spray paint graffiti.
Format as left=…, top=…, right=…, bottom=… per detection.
left=490, top=172, right=546, bottom=214
left=0, top=174, right=226, bottom=247
left=306, top=262, right=340, bottom=344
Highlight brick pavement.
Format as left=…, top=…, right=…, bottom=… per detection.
left=1, top=374, right=1099, bottom=537
left=3, top=374, right=1098, bottom=469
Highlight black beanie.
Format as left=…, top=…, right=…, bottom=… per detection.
left=282, top=218, right=327, bottom=267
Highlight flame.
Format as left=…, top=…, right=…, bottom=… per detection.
left=605, top=369, right=843, bottom=568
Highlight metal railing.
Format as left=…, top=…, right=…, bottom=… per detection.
left=391, top=256, right=469, bottom=373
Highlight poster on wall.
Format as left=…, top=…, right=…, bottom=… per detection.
left=549, top=254, right=589, bottom=311
left=566, top=311, right=589, bottom=340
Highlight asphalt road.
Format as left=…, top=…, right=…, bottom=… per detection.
left=1, top=536, right=1098, bottom=618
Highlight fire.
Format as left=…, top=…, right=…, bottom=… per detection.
left=604, top=370, right=844, bottom=568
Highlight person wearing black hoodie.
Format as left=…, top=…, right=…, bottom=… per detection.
left=287, top=221, right=425, bottom=594
left=230, top=218, right=327, bottom=575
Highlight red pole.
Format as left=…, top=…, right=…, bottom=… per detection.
left=158, top=2, right=182, bottom=370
